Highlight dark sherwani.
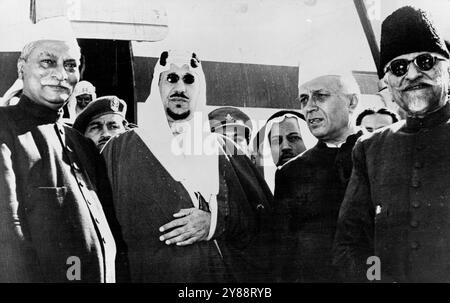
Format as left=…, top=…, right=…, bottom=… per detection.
left=334, top=103, right=450, bottom=283
left=274, top=131, right=363, bottom=282
left=220, top=153, right=276, bottom=283
left=0, top=96, right=120, bottom=282
left=102, top=130, right=275, bottom=283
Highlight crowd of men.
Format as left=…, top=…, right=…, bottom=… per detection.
left=1, top=5, right=450, bottom=283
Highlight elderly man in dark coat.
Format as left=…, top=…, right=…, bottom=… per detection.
left=274, top=73, right=363, bottom=282
left=0, top=19, right=122, bottom=282
left=333, top=6, right=450, bottom=282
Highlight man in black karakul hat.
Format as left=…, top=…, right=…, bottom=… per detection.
left=333, top=6, right=450, bottom=282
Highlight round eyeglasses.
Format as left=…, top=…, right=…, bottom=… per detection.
left=385, top=53, right=446, bottom=77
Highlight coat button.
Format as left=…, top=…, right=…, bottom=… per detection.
left=410, top=220, right=419, bottom=228
left=411, top=179, right=421, bottom=188
left=411, top=201, right=420, bottom=208
left=414, top=162, right=423, bottom=169
left=78, top=182, right=84, bottom=188
left=410, top=241, right=419, bottom=249
left=416, top=144, right=425, bottom=151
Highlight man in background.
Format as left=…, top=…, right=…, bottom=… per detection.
left=74, top=96, right=129, bottom=151
left=65, top=80, right=96, bottom=122
left=257, top=110, right=317, bottom=193
left=356, top=108, right=399, bottom=132
left=209, top=106, right=253, bottom=158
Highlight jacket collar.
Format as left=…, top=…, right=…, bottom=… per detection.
left=17, top=94, right=64, bottom=124
left=405, top=102, right=450, bottom=132
left=317, top=129, right=364, bottom=149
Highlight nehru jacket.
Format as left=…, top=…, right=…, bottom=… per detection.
left=0, top=95, right=118, bottom=282
left=274, top=130, right=363, bottom=282
left=334, top=102, right=450, bottom=282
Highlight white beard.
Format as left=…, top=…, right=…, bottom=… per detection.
left=405, top=97, right=429, bottom=114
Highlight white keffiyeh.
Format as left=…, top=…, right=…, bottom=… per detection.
left=261, top=113, right=318, bottom=193
left=135, top=50, right=220, bottom=239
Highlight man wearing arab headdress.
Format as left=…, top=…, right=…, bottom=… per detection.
left=259, top=110, right=317, bottom=193
left=102, top=50, right=274, bottom=282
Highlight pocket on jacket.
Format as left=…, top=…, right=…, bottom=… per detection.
left=24, top=186, right=68, bottom=213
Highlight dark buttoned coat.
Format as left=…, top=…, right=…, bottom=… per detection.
left=102, top=130, right=275, bottom=283
left=0, top=96, right=119, bottom=282
left=334, top=103, right=450, bottom=282
left=274, top=131, right=363, bottom=282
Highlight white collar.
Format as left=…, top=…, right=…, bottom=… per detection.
left=325, top=141, right=345, bottom=148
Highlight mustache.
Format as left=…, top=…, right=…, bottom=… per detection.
left=403, top=80, right=432, bottom=90
left=169, top=92, right=189, bottom=100
left=280, top=151, right=295, bottom=160
left=98, top=136, right=112, bottom=145
left=40, top=80, right=72, bottom=90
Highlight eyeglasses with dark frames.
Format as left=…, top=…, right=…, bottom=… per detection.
left=385, top=53, right=446, bottom=77
left=166, top=73, right=195, bottom=84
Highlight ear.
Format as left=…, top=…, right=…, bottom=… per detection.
left=381, top=73, right=389, bottom=86
left=447, top=65, right=450, bottom=95
left=348, top=94, right=359, bottom=113
left=17, top=60, right=24, bottom=79
left=447, top=64, right=450, bottom=80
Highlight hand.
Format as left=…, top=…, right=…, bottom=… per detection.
left=159, top=208, right=211, bottom=246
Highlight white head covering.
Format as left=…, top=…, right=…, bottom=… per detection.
left=28, top=16, right=79, bottom=51
left=66, top=80, right=97, bottom=120
left=0, top=79, right=23, bottom=106
left=3, top=18, right=79, bottom=107
left=135, top=50, right=220, bottom=213
left=260, top=112, right=317, bottom=193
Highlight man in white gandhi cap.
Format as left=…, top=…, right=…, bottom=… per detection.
left=0, top=16, right=125, bottom=282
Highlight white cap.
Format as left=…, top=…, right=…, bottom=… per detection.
left=25, top=16, right=78, bottom=50
left=298, top=61, right=354, bottom=88
left=73, top=81, right=96, bottom=98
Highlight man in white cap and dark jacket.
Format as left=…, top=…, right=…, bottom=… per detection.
left=274, top=72, right=363, bottom=282
left=333, top=6, right=450, bottom=282
left=0, top=17, right=124, bottom=282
